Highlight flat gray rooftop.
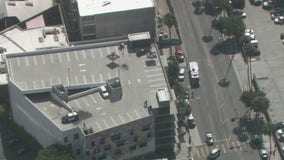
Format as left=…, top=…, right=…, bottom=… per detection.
left=10, top=44, right=168, bottom=131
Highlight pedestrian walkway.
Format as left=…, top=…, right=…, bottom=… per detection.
left=193, top=140, right=251, bottom=159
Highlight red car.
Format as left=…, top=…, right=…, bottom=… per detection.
left=175, top=45, right=185, bottom=62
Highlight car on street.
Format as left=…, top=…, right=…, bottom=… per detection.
left=205, top=132, right=214, bottom=146
left=187, top=113, right=196, bottom=128
left=178, top=68, right=185, bottom=81
left=175, top=45, right=185, bottom=62
left=245, top=29, right=256, bottom=40
left=276, top=128, right=284, bottom=141
left=274, top=16, right=284, bottom=25
left=259, top=148, right=269, bottom=160
left=208, top=148, right=220, bottom=160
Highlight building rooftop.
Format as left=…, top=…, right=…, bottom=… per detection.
left=3, top=0, right=53, bottom=21
left=77, top=0, right=155, bottom=16
left=7, top=43, right=168, bottom=132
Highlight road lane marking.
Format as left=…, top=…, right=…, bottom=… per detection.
left=118, top=114, right=126, bottom=123
left=99, top=48, right=103, bottom=58
left=91, top=74, right=95, bottom=83
left=82, top=97, right=89, bottom=106
left=83, top=75, right=87, bottom=84
left=95, top=122, right=103, bottom=131
left=90, top=95, right=97, bottom=104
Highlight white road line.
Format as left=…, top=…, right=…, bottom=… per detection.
left=33, top=81, right=36, bottom=89
left=146, top=73, right=163, bottom=77
left=91, top=74, right=95, bottom=83
left=74, top=100, right=82, bottom=110
left=128, top=80, right=131, bottom=85
left=107, top=72, right=111, bottom=79
left=195, top=147, right=201, bottom=158
left=33, top=56, right=37, bottom=66
left=99, top=74, right=103, bottom=82
left=149, top=83, right=166, bottom=88
left=66, top=77, right=70, bottom=85
left=82, top=97, right=89, bottom=106
left=75, top=51, right=79, bottom=61
left=65, top=52, right=71, bottom=62
left=91, top=50, right=95, bottom=59
left=99, top=48, right=103, bottom=58
left=137, top=78, right=141, bottom=83
left=80, top=69, right=86, bottom=72
left=115, top=46, right=120, bottom=56
left=16, top=57, right=20, bottom=67
left=58, top=53, right=62, bottom=63
left=49, top=54, right=54, bottom=63
left=134, top=109, right=141, bottom=118
left=25, top=57, right=29, bottom=66
left=83, top=50, right=87, bottom=59
left=221, top=144, right=227, bottom=153
left=83, top=75, right=87, bottom=84
left=79, top=63, right=85, bottom=66
left=107, top=47, right=111, bottom=55
left=57, top=78, right=61, bottom=84
left=147, top=78, right=164, bottom=82
left=126, top=112, right=133, bottom=121
left=110, top=117, right=118, bottom=125
left=90, top=95, right=97, bottom=104
left=41, top=55, right=45, bottom=64
left=118, top=114, right=126, bottom=123
left=41, top=80, right=45, bottom=88
left=145, top=68, right=161, bottom=72
left=49, top=78, right=53, bottom=86
left=74, top=76, right=79, bottom=84
left=95, top=122, right=103, bottom=131
left=102, top=119, right=110, bottom=128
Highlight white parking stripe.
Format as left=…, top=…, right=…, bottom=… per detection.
left=118, top=114, right=126, bottom=123
left=83, top=50, right=87, bottom=59
left=107, top=47, right=111, bottom=55
left=195, top=147, right=201, bottom=158
left=145, top=68, right=161, bottom=72
left=75, top=51, right=79, bottom=61
left=126, top=112, right=133, bottom=121
left=134, top=109, right=141, bottom=118
left=25, top=57, right=29, bottom=66
left=102, top=119, right=110, bottom=128
left=91, top=50, right=95, bottom=59
left=58, top=53, right=62, bottom=63
left=90, top=95, right=97, bottom=104
left=95, top=122, right=103, bottom=131
left=16, top=57, right=20, bottom=67
left=199, top=147, right=205, bottom=158
left=57, top=78, right=61, bottom=84
left=41, top=55, right=45, bottom=64
left=204, top=146, right=209, bottom=155
left=74, top=76, right=78, bottom=84
left=91, top=74, right=95, bottom=83
left=41, top=80, right=45, bottom=88
left=49, top=78, right=53, bottom=86
left=110, top=117, right=118, bottom=125
left=82, top=97, right=89, bottom=106
left=137, top=78, right=141, bottom=83
left=107, top=72, right=111, bottom=79
left=83, top=75, right=87, bottom=84
left=99, top=74, right=103, bottom=82
left=33, top=81, right=36, bottom=89
left=146, top=73, right=163, bottom=77
left=33, top=56, right=37, bottom=66
left=236, top=141, right=242, bottom=151
left=99, top=48, right=103, bottom=58
left=74, top=100, right=82, bottom=110
left=147, top=78, right=164, bottom=82
left=65, top=52, right=71, bottom=62
left=221, top=144, right=227, bottom=153
left=49, top=54, right=54, bottom=63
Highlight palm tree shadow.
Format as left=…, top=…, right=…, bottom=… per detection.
left=210, top=38, right=240, bottom=55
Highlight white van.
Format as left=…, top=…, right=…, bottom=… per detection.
left=208, top=148, right=221, bottom=160
left=189, top=61, right=199, bottom=78
left=100, top=86, right=109, bottom=99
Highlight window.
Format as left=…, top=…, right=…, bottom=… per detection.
left=98, top=153, right=106, bottom=160
left=76, top=149, right=81, bottom=155
left=85, top=151, right=90, bottom=156
left=139, top=141, right=147, bottom=148
left=116, top=140, right=124, bottom=147
left=92, top=157, right=96, bottom=160
left=104, top=144, right=111, bottom=151
left=129, top=145, right=136, bottom=151
left=147, top=132, right=152, bottom=138
left=115, top=149, right=121, bottom=155
left=64, top=137, right=68, bottom=143
left=133, top=136, right=138, bottom=142
left=73, top=133, right=79, bottom=140
left=111, top=133, right=121, bottom=141
left=99, top=138, right=105, bottom=144
left=91, top=141, right=95, bottom=147
left=130, top=129, right=134, bottom=135
left=142, top=124, right=150, bottom=131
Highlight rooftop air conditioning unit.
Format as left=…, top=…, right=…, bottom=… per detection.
left=25, top=2, right=33, bottom=6
left=7, top=2, right=16, bottom=6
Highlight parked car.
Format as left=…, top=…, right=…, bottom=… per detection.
left=262, top=1, right=272, bottom=10
left=175, top=45, right=185, bottom=62
left=253, top=0, right=262, bottom=6
left=259, top=148, right=269, bottom=160
left=276, top=128, right=284, bottom=141
left=178, top=68, right=185, bottom=81
left=205, top=132, right=214, bottom=146
left=61, top=112, right=79, bottom=124
left=187, top=113, right=196, bottom=128
left=208, top=148, right=221, bottom=160
left=281, top=33, right=284, bottom=44
left=231, top=10, right=246, bottom=18
left=100, top=86, right=109, bottom=99
left=274, top=16, right=284, bottom=25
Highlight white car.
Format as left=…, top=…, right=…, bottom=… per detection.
left=178, top=68, right=185, bottom=81
left=274, top=16, right=284, bottom=25
left=276, top=129, right=284, bottom=141
left=259, top=148, right=269, bottom=160
left=205, top=132, right=214, bottom=146
left=100, top=86, right=109, bottom=99
left=187, top=113, right=196, bottom=128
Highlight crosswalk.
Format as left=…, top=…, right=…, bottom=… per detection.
left=193, top=140, right=251, bottom=159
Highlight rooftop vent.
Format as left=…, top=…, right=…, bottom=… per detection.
left=25, top=1, right=33, bottom=6
left=7, top=2, right=16, bottom=6
left=102, top=1, right=111, bottom=6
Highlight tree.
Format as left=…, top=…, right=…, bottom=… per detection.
left=173, top=83, right=185, bottom=100
left=167, top=56, right=180, bottom=86
left=251, top=96, right=269, bottom=115
left=36, top=144, right=75, bottom=160
left=212, top=0, right=232, bottom=14
left=231, top=0, right=245, bottom=9
left=214, top=17, right=245, bottom=39
left=262, top=122, right=276, bottom=155
left=240, top=90, right=265, bottom=110
left=163, top=13, right=176, bottom=56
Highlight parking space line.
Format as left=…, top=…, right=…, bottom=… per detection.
left=137, top=78, right=141, bottom=83
left=57, top=78, right=61, bottom=84
left=140, top=107, right=148, bottom=116
left=149, top=83, right=166, bottom=88
left=41, top=55, right=45, bottom=64
left=33, top=56, right=37, bottom=66
left=145, top=68, right=161, bottom=72
left=49, top=54, right=54, bottom=63
left=118, top=114, right=126, bottom=123
left=66, top=77, right=70, bottom=85
left=146, top=73, right=163, bottom=77
left=236, top=141, right=242, bottom=151
left=41, top=80, right=45, bottom=88
left=25, top=57, right=29, bottom=66
left=99, top=48, right=103, bottom=58
left=83, top=75, right=87, bottom=84
left=16, top=57, right=20, bottom=67
left=107, top=72, right=111, bottom=79
left=110, top=117, right=118, bottom=126
left=99, top=74, right=103, bottom=82
left=221, top=144, right=227, bottom=153
left=126, top=112, right=133, bottom=121
left=49, top=78, right=53, bottom=86
left=195, top=147, right=201, bottom=158
left=82, top=97, right=89, bottom=106
left=107, top=47, right=111, bottom=55
left=147, top=78, right=164, bottom=82
left=134, top=109, right=141, bottom=118
left=58, top=53, right=62, bottom=63
left=95, top=122, right=103, bottom=131
left=33, top=81, right=36, bottom=89
left=74, top=76, right=79, bottom=84
left=75, top=51, right=79, bottom=61
left=91, top=74, right=95, bottom=83
left=65, top=52, right=71, bottom=62
left=102, top=119, right=110, bottom=128
left=90, top=95, right=97, bottom=104
left=91, top=50, right=95, bottom=59
left=74, top=100, right=82, bottom=110
left=199, top=147, right=205, bottom=158
left=83, top=50, right=87, bottom=59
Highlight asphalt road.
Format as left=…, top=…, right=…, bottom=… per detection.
left=170, top=0, right=260, bottom=159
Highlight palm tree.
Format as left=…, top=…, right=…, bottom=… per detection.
left=240, top=90, right=266, bottom=116
left=262, top=122, right=276, bottom=155
left=163, top=13, right=176, bottom=56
